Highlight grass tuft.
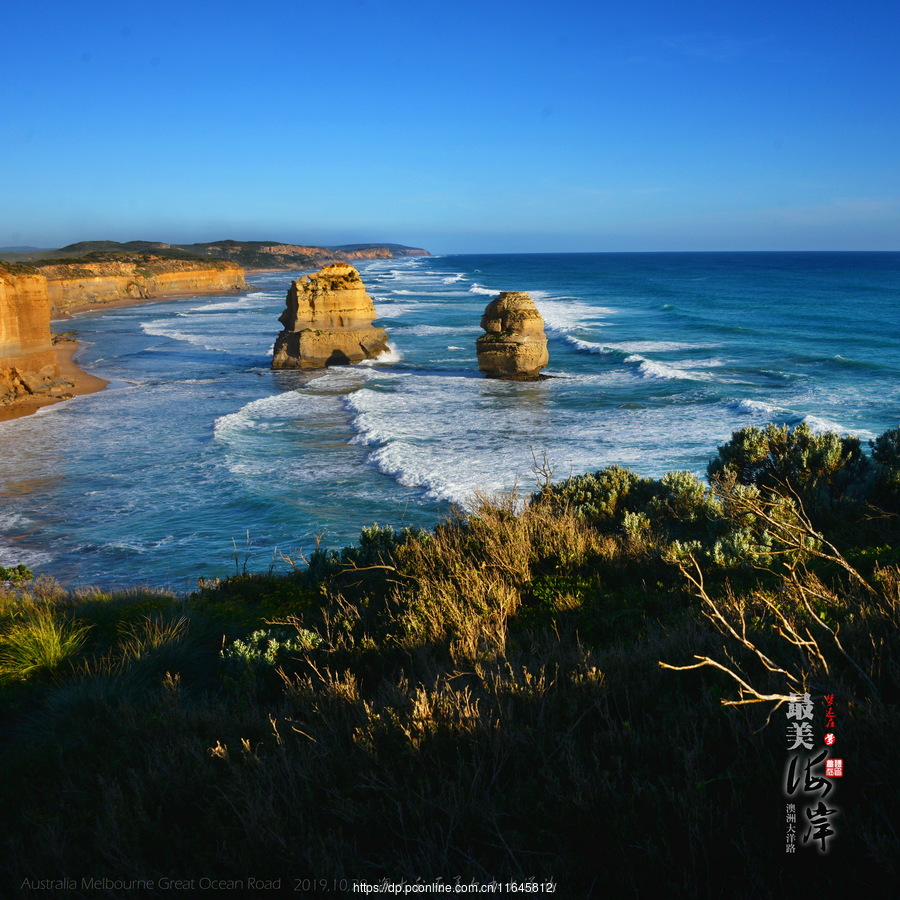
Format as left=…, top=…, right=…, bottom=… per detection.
left=0, top=611, right=91, bottom=684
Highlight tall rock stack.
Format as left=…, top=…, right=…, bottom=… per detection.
left=476, top=292, right=549, bottom=380
left=271, top=264, right=390, bottom=369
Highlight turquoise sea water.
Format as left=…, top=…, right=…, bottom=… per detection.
left=1, top=252, right=898, bottom=588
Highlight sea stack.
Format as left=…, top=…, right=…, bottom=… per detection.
left=271, top=264, right=390, bottom=369
left=476, top=292, right=549, bottom=380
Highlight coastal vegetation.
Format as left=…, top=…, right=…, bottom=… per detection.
left=1, top=425, right=898, bottom=897
left=1, top=240, right=431, bottom=271
left=28, top=250, right=239, bottom=271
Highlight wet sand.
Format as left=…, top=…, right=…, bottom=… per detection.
left=0, top=339, right=109, bottom=423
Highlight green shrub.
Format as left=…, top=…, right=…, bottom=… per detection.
left=221, top=625, right=320, bottom=671
left=708, top=422, right=870, bottom=509
left=0, top=564, right=33, bottom=585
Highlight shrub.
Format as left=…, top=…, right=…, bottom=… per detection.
left=221, top=625, right=321, bottom=672
left=305, top=523, right=422, bottom=582
left=870, top=426, right=900, bottom=512
left=533, top=464, right=643, bottom=526
left=0, top=564, right=33, bottom=585
left=707, top=422, right=870, bottom=511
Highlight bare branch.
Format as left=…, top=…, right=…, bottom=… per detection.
left=659, top=656, right=795, bottom=708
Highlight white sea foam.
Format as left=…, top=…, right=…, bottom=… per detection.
left=727, top=398, right=780, bottom=416
left=401, top=325, right=481, bottom=337
left=0, top=543, right=54, bottom=568
left=469, top=283, right=499, bottom=296
left=601, top=340, right=719, bottom=353
left=802, top=414, right=876, bottom=438
left=536, top=299, right=611, bottom=334
left=359, top=343, right=404, bottom=365
left=188, top=300, right=256, bottom=313
left=565, top=337, right=609, bottom=354
left=140, top=321, right=227, bottom=352
left=213, top=391, right=318, bottom=437
left=390, top=289, right=448, bottom=296
left=187, top=292, right=272, bottom=313
left=0, top=513, right=34, bottom=530
left=374, top=301, right=443, bottom=318
left=342, top=375, right=668, bottom=506
left=342, top=376, right=717, bottom=506
left=625, top=354, right=723, bottom=382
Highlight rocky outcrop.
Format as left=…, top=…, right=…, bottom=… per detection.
left=476, top=292, right=549, bottom=380
left=40, top=259, right=248, bottom=313
left=272, top=264, right=389, bottom=369
left=0, top=265, right=63, bottom=406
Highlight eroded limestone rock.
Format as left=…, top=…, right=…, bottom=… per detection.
left=476, top=291, right=549, bottom=380
left=272, top=264, right=390, bottom=369
left=0, top=266, right=60, bottom=406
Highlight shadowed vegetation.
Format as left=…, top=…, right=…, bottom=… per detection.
left=1, top=426, right=898, bottom=898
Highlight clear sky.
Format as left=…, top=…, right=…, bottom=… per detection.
left=2, top=0, right=898, bottom=253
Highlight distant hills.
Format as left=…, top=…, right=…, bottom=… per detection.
left=0, top=240, right=430, bottom=270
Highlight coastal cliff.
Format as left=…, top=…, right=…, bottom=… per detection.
left=0, top=264, right=62, bottom=405
left=272, top=264, right=390, bottom=368
left=39, top=258, right=248, bottom=314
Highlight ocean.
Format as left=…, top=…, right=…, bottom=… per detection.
left=1, top=251, right=898, bottom=589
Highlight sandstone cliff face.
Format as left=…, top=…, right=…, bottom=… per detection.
left=339, top=248, right=394, bottom=261
left=0, top=267, right=61, bottom=405
left=41, top=260, right=248, bottom=313
left=272, top=264, right=389, bottom=369
left=476, top=292, right=549, bottom=380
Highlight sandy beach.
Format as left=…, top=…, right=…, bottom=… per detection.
left=0, top=338, right=109, bottom=423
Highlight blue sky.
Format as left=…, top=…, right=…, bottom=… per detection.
left=2, top=0, right=898, bottom=253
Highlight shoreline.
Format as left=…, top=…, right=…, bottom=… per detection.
left=1, top=283, right=251, bottom=423
left=0, top=339, right=109, bottom=423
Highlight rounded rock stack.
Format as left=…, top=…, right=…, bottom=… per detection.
left=475, top=291, right=549, bottom=380
left=271, top=264, right=390, bottom=368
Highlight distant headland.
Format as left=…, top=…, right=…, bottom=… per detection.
left=0, top=238, right=430, bottom=419
left=1, top=239, right=430, bottom=272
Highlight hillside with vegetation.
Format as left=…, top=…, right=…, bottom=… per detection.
left=1, top=423, right=898, bottom=897
left=176, top=240, right=430, bottom=270
left=1, top=240, right=430, bottom=271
